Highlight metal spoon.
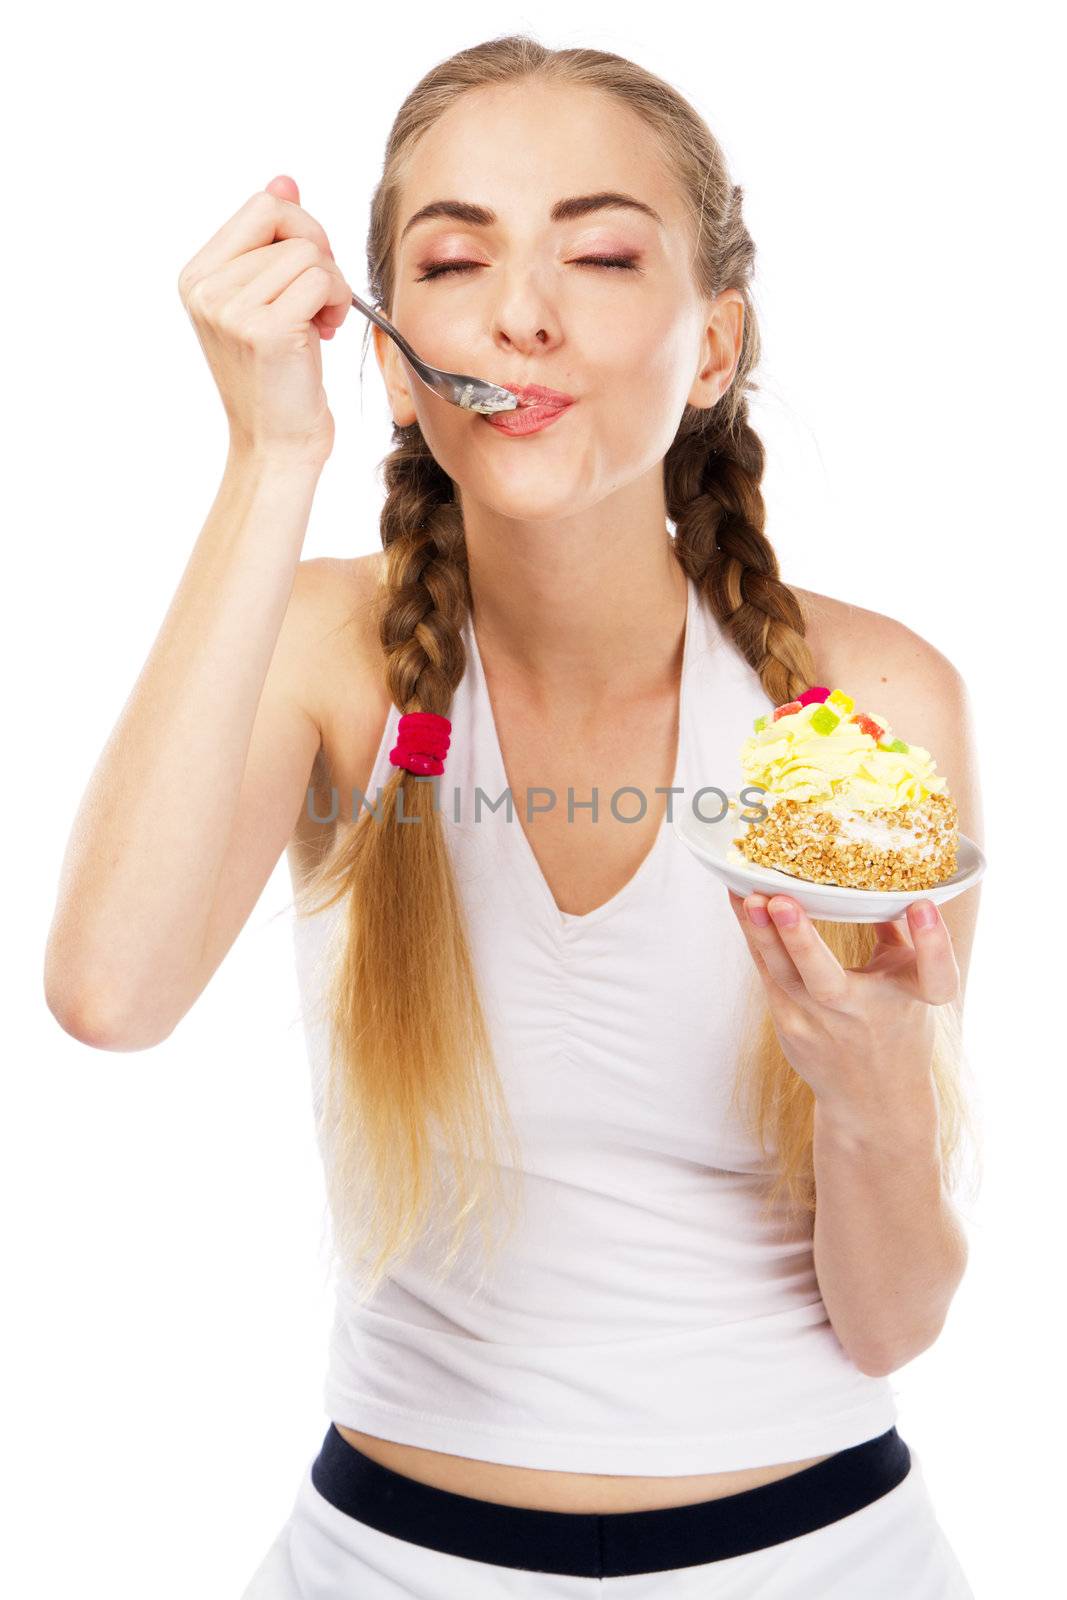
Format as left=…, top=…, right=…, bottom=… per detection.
left=350, top=291, right=520, bottom=414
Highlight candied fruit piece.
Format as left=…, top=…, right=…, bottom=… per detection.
left=772, top=700, right=803, bottom=722
left=851, top=712, right=885, bottom=740
left=879, top=737, right=909, bottom=753
left=797, top=685, right=831, bottom=705
left=810, top=705, right=840, bottom=735
left=827, top=689, right=854, bottom=714
left=753, top=714, right=768, bottom=732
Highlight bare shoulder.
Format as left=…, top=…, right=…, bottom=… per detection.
left=791, top=583, right=985, bottom=1003
left=286, top=552, right=392, bottom=874
left=293, top=552, right=390, bottom=750
left=791, top=584, right=970, bottom=739
left=290, top=550, right=384, bottom=663
left=788, top=584, right=958, bottom=681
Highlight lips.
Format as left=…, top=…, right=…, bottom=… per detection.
left=483, top=382, right=576, bottom=436
left=505, top=383, right=575, bottom=410
left=483, top=402, right=572, bottom=436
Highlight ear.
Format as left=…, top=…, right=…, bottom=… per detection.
left=372, top=322, right=418, bottom=426
left=690, top=289, right=745, bottom=410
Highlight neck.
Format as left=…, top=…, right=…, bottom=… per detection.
left=460, top=502, right=688, bottom=716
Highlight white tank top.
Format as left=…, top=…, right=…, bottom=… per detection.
left=291, top=567, right=899, bottom=1474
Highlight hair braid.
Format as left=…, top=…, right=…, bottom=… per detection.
left=300, top=426, right=522, bottom=1301
left=377, top=426, right=470, bottom=716
left=669, top=405, right=815, bottom=707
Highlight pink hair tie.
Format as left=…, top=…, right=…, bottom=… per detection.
left=389, top=711, right=452, bottom=776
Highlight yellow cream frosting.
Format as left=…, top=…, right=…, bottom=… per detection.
left=740, top=698, right=948, bottom=811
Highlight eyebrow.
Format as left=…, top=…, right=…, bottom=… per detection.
left=399, top=191, right=665, bottom=245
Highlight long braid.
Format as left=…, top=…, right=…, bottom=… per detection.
left=669, top=405, right=826, bottom=1216
left=669, top=404, right=814, bottom=706
left=300, top=425, right=523, bottom=1300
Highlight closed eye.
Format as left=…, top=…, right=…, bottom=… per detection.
left=415, top=255, right=641, bottom=282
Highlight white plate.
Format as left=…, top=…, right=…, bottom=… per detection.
left=673, top=797, right=986, bottom=923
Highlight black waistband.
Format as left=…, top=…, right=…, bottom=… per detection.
left=310, top=1424, right=912, bottom=1578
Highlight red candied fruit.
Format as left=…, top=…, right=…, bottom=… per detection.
left=772, top=700, right=803, bottom=722
left=797, top=685, right=831, bottom=705
left=850, top=712, right=885, bottom=740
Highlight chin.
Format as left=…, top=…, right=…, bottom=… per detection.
left=479, top=494, right=582, bottom=525
left=449, top=457, right=586, bottom=518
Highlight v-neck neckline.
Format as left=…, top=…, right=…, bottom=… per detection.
left=465, top=571, right=695, bottom=935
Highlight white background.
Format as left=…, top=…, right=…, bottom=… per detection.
left=5, top=3, right=1062, bottom=1595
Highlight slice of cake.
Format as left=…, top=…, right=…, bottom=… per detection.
left=729, top=685, right=958, bottom=892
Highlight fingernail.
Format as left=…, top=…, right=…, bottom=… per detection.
left=912, top=901, right=937, bottom=929
left=769, top=900, right=798, bottom=926
left=746, top=900, right=771, bottom=927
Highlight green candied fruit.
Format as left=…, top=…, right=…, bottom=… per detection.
left=809, top=705, right=840, bottom=735
left=753, top=714, right=768, bottom=732
left=878, top=737, right=909, bottom=753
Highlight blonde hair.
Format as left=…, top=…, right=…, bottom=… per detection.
left=298, top=33, right=980, bottom=1300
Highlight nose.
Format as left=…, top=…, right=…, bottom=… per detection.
left=497, top=323, right=554, bottom=353
left=490, top=282, right=560, bottom=354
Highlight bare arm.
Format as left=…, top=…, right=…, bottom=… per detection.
left=809, top=627, right=982, bottom=1374
left=44, top=451, right=328, bottom=1048
left=812, top=1087, right=968, bottom=1376
left=45, top=180, right=359, bottom=1048
left=735, top=606, right=982, bottom=1374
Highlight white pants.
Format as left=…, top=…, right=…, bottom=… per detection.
left=241, top=1437, right=975, bottom=1599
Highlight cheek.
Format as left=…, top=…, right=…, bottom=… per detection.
left=404, top=292, right=499, bottom=360
left=592, top=320, right=693, bottom=460
left=595, top=299, right=696, bottom=409
left=638, top=311, right=702, bottom=408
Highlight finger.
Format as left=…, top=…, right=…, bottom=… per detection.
left=313, top=271, right=353, bottom=329
left=727, top=890, right=782, bottom=988
left=265, top=176, right=338, bottom=268
left=762, top=894, right=850, bottom=1008
left=905, top=900, right=961, bottom=1005
left=260, top=177, right=336, bottom=263
left=264, top=177, right=340, bottom=312
left=183, top=236, right=352, bottom=340
left=181, top=185, right=336, bottom=300
left=268, top=259, right=353, bottom=330
left=265, top=174, right=300, bottom=203
left=733, top=891, right=809, bottom=994
left=212, top=236, right=344, bottom=313
left=260, top=180, right=349, bottom=335
left=727, top=892, right=814, bottom=1039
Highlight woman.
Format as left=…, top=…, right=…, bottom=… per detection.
left=46, top=34, right=980, bottom=1599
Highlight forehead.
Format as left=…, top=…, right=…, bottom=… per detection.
left=396, top=82, right=682, bottom=239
